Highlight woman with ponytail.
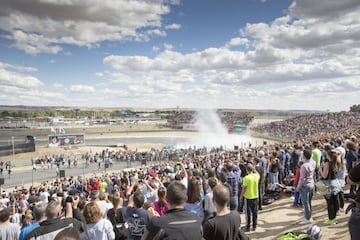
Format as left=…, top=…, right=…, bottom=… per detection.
left=153, top=186, right=169, bottom=216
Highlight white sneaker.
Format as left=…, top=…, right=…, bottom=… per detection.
left=299, top=218, right=313, bottom=225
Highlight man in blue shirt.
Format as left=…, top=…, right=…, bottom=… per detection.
left=19, top=203, right=46, bottom=240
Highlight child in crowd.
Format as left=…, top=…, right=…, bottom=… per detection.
left=293, top=161, right=303, bottom=207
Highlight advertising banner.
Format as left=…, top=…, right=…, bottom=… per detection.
left=48, top=134, right=85, bottom=147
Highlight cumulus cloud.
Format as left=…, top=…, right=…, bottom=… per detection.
left=99, top=0, right=359, bottom=110
left=224, top=37, right=249, bottom=48
left=0, top=0, right=179, bottom=55
left=0, top=63, right=71, bottom=106
left=0, top=63, right=42, bottom=89
left=0, top=0, right=359, bottom=110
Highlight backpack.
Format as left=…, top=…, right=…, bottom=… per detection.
left=107, top=208, right=128, bottom=240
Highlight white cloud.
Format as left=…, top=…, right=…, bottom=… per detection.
left=0, top=66, right=42, bottom=89
left=0, top=62, right=37, bottom=72
left=0, top=0, right=179, bottom=54
left=165, top=23, right=181, bottom=30
left=224, top=37, right=249, bottom=48
left=69, top=85, right=95, bottom=93
left=0, top=0, right=359, bottom=111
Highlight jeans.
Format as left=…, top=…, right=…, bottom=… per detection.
left=268, top=172, right=279, bottom=190
left=244, top=198, right=258, bottom=229
left=300, top=185, right=313, bottom=220
left=230, top=196, right=239, bottom=211
left=294, top=191, right=302, bottom=206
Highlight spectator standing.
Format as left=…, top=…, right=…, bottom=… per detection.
left=346, top=141, right=358, bottom=196
left=203, top=177, right=218, bottom=219
left=254, top=158, right=265, bottom=210
left=226, top=162, right=241, bottom=211
left=126, top=191, right=149, bottom=240
left=296, top=148, right=316, bottom=225
left=184, top=178, right=204, bottom=221
left=312, top=141, right=322, bottom=182
left=268, top=153, right=280, bottom=190
left=203, top=184, right=244, bottom=240
left=319, top=150, right=343, bottom=225
left=346, top=164, right=360, bottom=240
left=82, top=201, right=115, bottom=240
left=240, top=164, right=260, bottom=232
left=0, top=206, right=20, bottom=240
left=19, top=203, right=47, bottom=240
left=293, top=161, right=303, bottom=207
left=143, top=182, right=202, bottom=240
left=25, top=200, right=84, bottom=239
left=153, top=186, right=169, bottom=217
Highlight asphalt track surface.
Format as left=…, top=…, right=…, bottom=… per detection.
left=0, top=135, right=179, bottom=192
left=0, top=133, right=263, bottom=191
left=0, top=158, right=145, bottom=192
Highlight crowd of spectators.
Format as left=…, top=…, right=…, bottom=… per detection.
left=1, top=111, right=360, bottom=239
left=252, top=112, right=360, bottom=142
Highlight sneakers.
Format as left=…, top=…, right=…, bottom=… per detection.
left=241, top=226, right=250, bottom=232
left=324, top=219, right=337, bottom=225
left=299, top=218, right=313, bottom=225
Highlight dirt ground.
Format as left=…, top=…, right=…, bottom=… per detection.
left=243, top=193, right=351, bottom=240
left=0, top=126, right=352, bottom=240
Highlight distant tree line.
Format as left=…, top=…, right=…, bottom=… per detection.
left=0, top=109, right=174, bottom=119
left=1, top=105, right=358, bottom=119
left=350, top=104, right=360, bottom=112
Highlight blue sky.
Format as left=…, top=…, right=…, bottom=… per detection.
left=0, top=0, right=359, bottom=111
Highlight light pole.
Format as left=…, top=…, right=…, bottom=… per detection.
left=32, top=168, right=34, bottom=186
left=11, top=136, right=14, bottom=176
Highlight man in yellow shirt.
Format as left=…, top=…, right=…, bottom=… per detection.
left=99, top=178, right=108, bottom=193
left=312, top=141, right=322, bottom=183
left=240, top=164, right=260, bottom=232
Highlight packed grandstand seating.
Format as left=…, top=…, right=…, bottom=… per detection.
left=251, top=111, right=360, bottom=142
